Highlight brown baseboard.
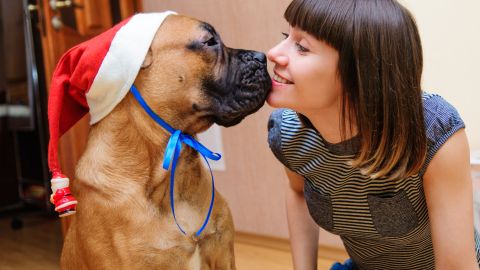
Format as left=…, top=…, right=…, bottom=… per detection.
left=235, top=231, right=349, bottom=262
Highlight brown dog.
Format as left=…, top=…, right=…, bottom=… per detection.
left=59, top=14, right=270, bottom=269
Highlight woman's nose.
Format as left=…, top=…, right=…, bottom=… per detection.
left=267, top=43, right=288, bottom=66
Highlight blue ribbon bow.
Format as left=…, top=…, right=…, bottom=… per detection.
left=130, top=85, right=221, bottom=237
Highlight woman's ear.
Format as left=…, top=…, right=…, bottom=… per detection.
left=141, top=48, right=153, bottom=69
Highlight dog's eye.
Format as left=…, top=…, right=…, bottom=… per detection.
left=203, top=37, right=218, bottom=47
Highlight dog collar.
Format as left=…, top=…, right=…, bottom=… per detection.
left=130, top=85, right=221, bottom=237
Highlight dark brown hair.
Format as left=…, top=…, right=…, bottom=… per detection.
left=285, top=0, right=426, bottom=179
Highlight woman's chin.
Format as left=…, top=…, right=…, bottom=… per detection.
left=266, top=95, right=281, bottom=108
left=266, top=92, right=287, bottom=108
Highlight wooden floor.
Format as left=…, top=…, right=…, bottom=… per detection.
left=0, top=215, right=341, bottom=270
left=0, top=214, right=63, bottom=270
left=235, top=241, right=340, bottom=270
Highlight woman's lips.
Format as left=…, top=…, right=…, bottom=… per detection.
left=272, top=73, right=293, bottom=85
left=272, top=79, right=290, bottom=87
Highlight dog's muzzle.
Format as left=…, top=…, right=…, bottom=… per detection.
left=203, top=48, right=272, bottom=127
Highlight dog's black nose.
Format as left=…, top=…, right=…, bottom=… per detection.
left=253, top=52, right=266, bottom=63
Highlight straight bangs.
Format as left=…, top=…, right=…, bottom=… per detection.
left=284, top=0, right=354, bottom=50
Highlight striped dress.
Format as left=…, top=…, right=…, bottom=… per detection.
left=267, top=93, right=480, bottom=270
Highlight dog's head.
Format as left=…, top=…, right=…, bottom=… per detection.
left=132, top=14, right=271, bottom=133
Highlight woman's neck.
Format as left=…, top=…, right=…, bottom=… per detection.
left=302, top=106, right=357, bottom=144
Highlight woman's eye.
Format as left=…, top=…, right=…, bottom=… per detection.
left=203, top=37, right=217, bottom=47
left=281, top=32, right=289, bottom=39
left=295, top=42, right=309, bottom=53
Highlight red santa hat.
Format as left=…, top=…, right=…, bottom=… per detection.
left=47, top=11, right=176, bottom=216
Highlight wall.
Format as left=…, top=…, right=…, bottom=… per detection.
left=401, top=0, right=480, bottom=151
left=143, top=0, right=480, bottom=249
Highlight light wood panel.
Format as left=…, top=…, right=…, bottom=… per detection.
left=74, top=0, right=113, bottom=36
left=143, top=0, right=344, bottom=249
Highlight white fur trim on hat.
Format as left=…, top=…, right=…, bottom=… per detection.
left=87, top=11, right=177, bottom=124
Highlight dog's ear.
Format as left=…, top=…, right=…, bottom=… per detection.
left=141, top=48, right=153, bottom=69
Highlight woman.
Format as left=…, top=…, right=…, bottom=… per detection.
left=266, top=0, right=480, bottom=269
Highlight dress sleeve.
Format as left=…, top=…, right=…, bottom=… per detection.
left=420, top=94, right=465, bottom=176
left=267, top=109, right=292, bottom=170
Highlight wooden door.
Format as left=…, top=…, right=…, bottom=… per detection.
left=32, top=0, right=142, bottom=234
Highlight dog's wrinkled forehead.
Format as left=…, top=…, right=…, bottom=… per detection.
left=149, top=15, right=220, bottom=52
left=145, top=15, right=224, bottom=80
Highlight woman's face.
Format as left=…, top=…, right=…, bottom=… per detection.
left=267, top=27, right=342, bottom=115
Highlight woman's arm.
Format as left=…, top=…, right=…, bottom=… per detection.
left=423, top=129, right=479, bottom=270
left=285, top=167, right=320, bottom=270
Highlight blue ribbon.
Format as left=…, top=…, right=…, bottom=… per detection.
left=130, top=85, right=221, bottom=237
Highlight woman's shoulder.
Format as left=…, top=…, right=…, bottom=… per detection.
left=268, top=108, right=317, bottom=138
left=267, top=108, right=325, bottom=172
left=267, top=108, right=300, bottom=170
left=267, top=109, right=302, bottom=139
left=268, top=108, right=299, bottom=124
left=422, top=92, right=464, bottom=139
left=420, top=92, right=465, bottom=175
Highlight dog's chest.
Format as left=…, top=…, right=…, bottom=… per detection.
left=187, top=245, right=202, bottom=270
left=149, top=204, right=214, bottom=270
left=169, top=201, right=216, bottom=236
